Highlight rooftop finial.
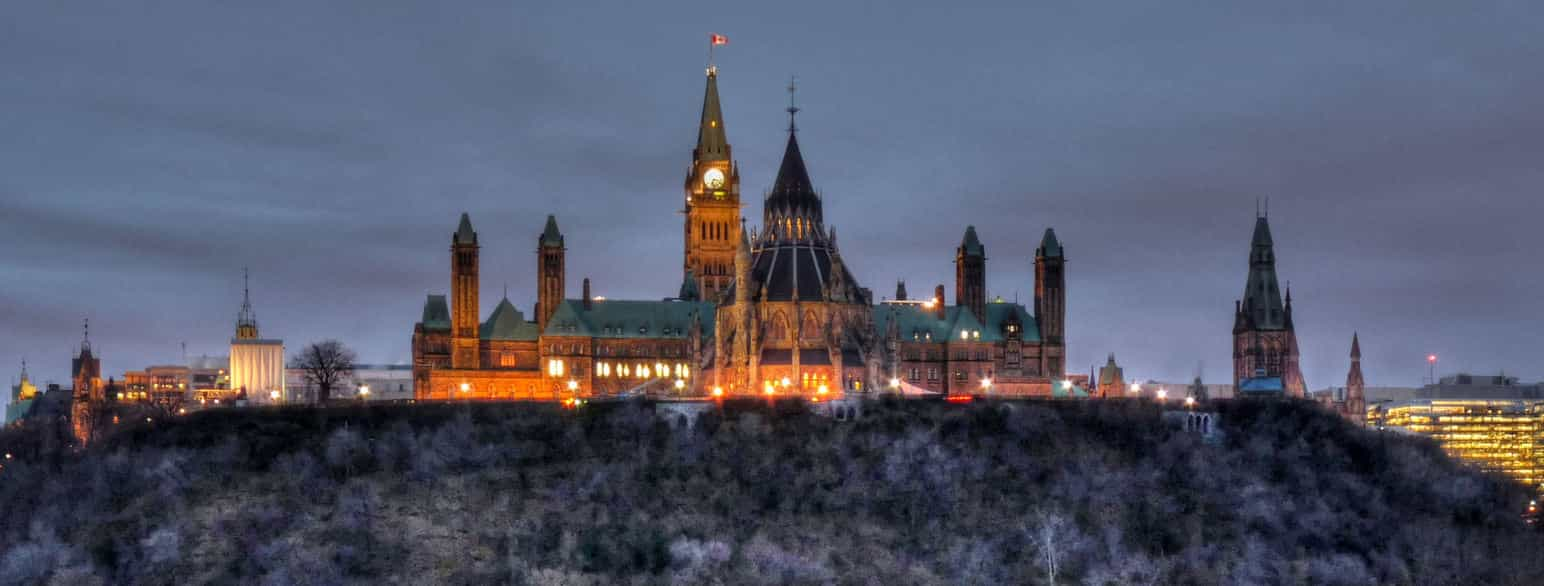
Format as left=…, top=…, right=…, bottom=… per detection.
left=786, top=75, right=800, bottom=133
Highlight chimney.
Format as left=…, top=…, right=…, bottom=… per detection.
left=933, top=284, right=946, bottom=320
left=582, top=278, right=592, bottom=310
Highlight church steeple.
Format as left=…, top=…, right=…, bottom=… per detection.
left=236, top=268, right=259, bottom=340
left=1238, top=215, right=1286, bottom=331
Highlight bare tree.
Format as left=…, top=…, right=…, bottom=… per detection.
left=1026, top=507, right=1085, bottom=585
left=291, top=340, right=357, bottom=404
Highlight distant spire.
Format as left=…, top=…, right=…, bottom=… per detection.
left=455, top=212, right=477, bottom=245
left=19, top=358, right=28, bottom=382
left=1350, top=332, right=1361, bottom=360
left=540, top=214, right=564, bottom=247
left=786, top=75, right=800, bottom=133
left=236, top=269, right=260, bottom=339
left=81, top=318, right=91, bottom=353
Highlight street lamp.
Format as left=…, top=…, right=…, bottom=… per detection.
left=357, top=384, right=370, bottom=399
left=980, top=378, right=992, bottom=392
left=781, top=377, right=791, bottom=388
left=269, top=389, right=281, bottom=402
left=711, top=386, right=724, bottom=398
left=459, top=382, right=470, bottom=393
left=1129, top=383, right=1141, bottom=394
left=567, top=379, right=579, bottom=392
left=889, top=377, right=900, bottom=390
left=674, top=379, right=685, bottom=394
left=1061, top=380, right=1072, bottom=391
left=1156, top=388, right=1168, bottom=402
left=1184, top=396, right=1196, bottom=408
left=817, top=384, right=829, bottom=395
left=1427, top=354, right=1438, bottom=385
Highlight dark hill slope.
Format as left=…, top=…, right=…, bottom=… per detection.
left=0, top=399, right=1539, bottom=584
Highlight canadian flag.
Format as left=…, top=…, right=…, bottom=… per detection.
left=710, top=33, right=728, bottom=46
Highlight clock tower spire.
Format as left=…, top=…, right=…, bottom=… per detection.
left=683, top=62, right=742, bottom=301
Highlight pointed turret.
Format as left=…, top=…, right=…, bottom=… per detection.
left=1344, top=332, right=1366, bottom=422
left=694, top=70, right=731, bottom=162
left=1239, top=216, right=1285, bottom=330
left=764, top=131, right=821, bottom=231
left=955, top=225, right=987, bottom=322
left=540, top=214, right=564, bottom=247
left=1037, top=228, right=1063, bottom=258
left=895, top=280, right=908, bottom=301
left=734, top=222, right=752, bottom=304
left=455, top=212, right=477, bottom=245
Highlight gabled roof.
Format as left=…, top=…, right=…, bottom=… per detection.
left=480, top=298, right=540, bottom=341
left=420, top=295, right=450, bottom=330
left=542, top=299, right=715, bottom=340
left=455, top=213, right=477, bottom=245
left=873, top=301, right=1039, bottom=344
left=540, top=215, right=563, bottom=247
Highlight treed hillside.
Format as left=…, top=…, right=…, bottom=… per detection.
left=0, top=398, right=1540, bottom=585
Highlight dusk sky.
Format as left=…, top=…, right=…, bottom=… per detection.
left=4, top=1, right=1542, bottom=399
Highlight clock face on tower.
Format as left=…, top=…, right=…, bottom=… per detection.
left=703, top=168, right=726, bottom=190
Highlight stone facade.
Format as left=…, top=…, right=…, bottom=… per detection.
left=410, top=64, right=1068, bottom=401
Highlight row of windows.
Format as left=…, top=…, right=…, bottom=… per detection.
left=699, top=220, right=734, bottom=242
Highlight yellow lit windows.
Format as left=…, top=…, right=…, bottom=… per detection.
left=547, top=359, right=565, bottom=377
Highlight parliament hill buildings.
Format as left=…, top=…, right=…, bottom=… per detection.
left=411, top=65, right=1068, bottom=400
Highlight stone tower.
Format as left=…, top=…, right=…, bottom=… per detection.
left=450, top=213, right=480, bottom=369
left=682, top=65, right=742, bottom=301
left=1035, top=228, right=1065, bottom=377
left=955, top=225, right=986, bottom=322
left=537, top=214, right=566, bottom=332
left=1231, top=214, right=1305, bottom=397
left=1345, top=332, right=1365, bottom=421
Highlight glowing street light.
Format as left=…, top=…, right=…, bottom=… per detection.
left=980, top=378, right=992, bottom=391
left=1184, top=396, right=1196, bottom=407
left=567, top=379, right=579, bottom=392
left=674, top=379, right=686, bottom=392
left=1427, top=354, right=1438, bottom=385
left=1061, top=380, right=1072, bottom=390
left=1129, top=383, right=1141, bottom=394
left=270, top=389, right=281, bottom=401
left=889, top=377, right=900, bottom=389
left=781, top=377, right=791, bottom=388
left=1156, top=388, right=1169, bottom=402
left=459, top=382, right=470, bottom=393
left=817, top=384, right=829, bottom=395
left=357, top=384, right=370, bottom=398
left=712, top=386, right=724, bottom=398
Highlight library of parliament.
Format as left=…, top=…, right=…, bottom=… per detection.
left=410, top=63, right=1068, bottom=400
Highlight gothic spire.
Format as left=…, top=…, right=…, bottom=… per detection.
left=236, top=268, right=259, bottom=339
left=454, top=212, right=477, bottom=245
left=1350, top=332, right=1361, bottom=360
left=694, top=68, right=730, bottom=162
left=1240, top=215, right=1286, bottom=330
left=540, top=214, right=564, bottom=247
left=960, top=225, right=985, bottom=257
left=764, top=78, right=821, bottom=231
left=1346, top=332, right=1365, bottom=388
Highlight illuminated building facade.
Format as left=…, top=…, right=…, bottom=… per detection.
left=1316, top=333, right=1366, bottom=422
left=120, top=365, right=191, bottom=403
left=70, top=322, right=104, bottom=444
left=228, top=273, right=285, bottom=403
left=410, top=63, right=1067, bottom=400
left=1370, top=399, right=1544, bottom=494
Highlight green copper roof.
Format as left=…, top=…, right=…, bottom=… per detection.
left=542, top=299, right=715, bottom=339
left=1053, top=382, right=1090, bottom=398
left=678, top=271, right=701, bottom=301
left=455, top=213, right=477, bottom=245
left=873, top=301, right=1039, bottom=344
left=959, top=225, right=985, bottom=257
left=540, top=215, right=563, bottom=247
left=480, top=298, right=541, bottom=341
left=1038, top=228, right=1062, bottom=258
left=420, top=295, right=450, bottom=330
left=695, top=71, right=730, bottom=162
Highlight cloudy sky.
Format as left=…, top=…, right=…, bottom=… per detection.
left=3, top=0, right=1541, bottom=400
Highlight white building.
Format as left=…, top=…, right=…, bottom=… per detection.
left=229, top=272, right=285, bottom=404
left=285, top=364, right=413, bottom=403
